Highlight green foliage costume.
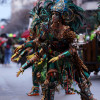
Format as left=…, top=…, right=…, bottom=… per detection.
left=11, top=0, right=97, bottom=100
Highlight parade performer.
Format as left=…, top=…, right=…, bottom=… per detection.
left=11, top=0, right=55, bottom=96
left=11, top=0, right=97, bottom=100
left=11, top=3, right=41, bottom=96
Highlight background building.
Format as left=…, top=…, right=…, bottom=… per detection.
left=73, top=0, right=82, bottom=6
left=74, top=0, right=99, bottom=10
left=81, top=0, right=99, bottom=10
left=11, top=0, right=36, bottom=14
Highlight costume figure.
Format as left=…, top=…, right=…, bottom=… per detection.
left=11, top=4, right=41, bottom=95
left=11, top=0, right=97, bottom=100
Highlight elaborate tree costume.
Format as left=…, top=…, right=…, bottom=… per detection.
left=11, top=0, right=97, bottom=100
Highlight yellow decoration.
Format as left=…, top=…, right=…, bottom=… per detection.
left=26, top=54, right=35, bottom=60
left=11, top=53, right=17, bottom=60
left=13, top=57, right=20, bottom=62
left=16, top=70, right=21, bottom=77
left=14, top=45, right=23, bottom=53
left=49, top=56, right=59, bottom=63
left=38, top=58, right=44, bottom=65
left=16, top=70, right=23, bottom=77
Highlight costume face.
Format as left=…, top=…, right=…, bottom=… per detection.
left=52, top=12, right=60, bottom=23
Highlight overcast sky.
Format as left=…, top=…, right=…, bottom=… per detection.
left=0, top=0, right=11, bottom=20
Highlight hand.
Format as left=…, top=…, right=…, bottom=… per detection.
left=11, top=53, right=17, bottom=60
left=41, top=96, right=45, bottom=100
left=12, top=57, right=20, bottom=62
left=44, top=79, right=49, bottom=85
left=37, top=72, right=41, bottom=78
left=16, top=70, right=21, bottom=77
left=19, top=67, right=24, bottom=72
left=14, top=45, right=23, bottom=53
left=38, top=58, right=43, bottom=65
left=16, top=68, right=24, bottom=77
left=49, top=56, right=59, bottom=63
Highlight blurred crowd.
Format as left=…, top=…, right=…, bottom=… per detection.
left=77, top=25, right=100, bottom=44
left=0, top=35, right=25, bottom=66
left=0, top=38, right=12, bottom=65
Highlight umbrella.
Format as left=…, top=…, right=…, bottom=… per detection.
left=21, top=30, right=30, bottom=38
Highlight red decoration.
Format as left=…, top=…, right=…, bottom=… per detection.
left=21, top=30, right=30, bottom=38
left=50, top=73, right=53, bottom=76
left=0, top=37, right=8, bottom=47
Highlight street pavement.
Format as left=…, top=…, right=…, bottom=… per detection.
left=0, top=62, right=100, bottom=100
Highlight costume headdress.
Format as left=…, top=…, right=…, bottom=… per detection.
left=30, top=0, right=55, bottom=36
left=51, top=0, right=84, bottom=31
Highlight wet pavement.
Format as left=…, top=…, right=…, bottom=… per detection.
left=0, top=62, right=100, bottom=100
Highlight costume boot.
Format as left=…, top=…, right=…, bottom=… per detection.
left=79, top=79, right=97, bottom=100
left=27, top=86, right=39, bottom=96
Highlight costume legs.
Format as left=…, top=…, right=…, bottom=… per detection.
left=75, top=71, right=96, bottom=100
left=28, top=65, right=39, bottom=96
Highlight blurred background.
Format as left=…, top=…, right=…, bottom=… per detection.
left=0, top=0, right=99, bottom=70
left=0, top=0, right=100, bottom=100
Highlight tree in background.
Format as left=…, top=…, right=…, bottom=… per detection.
left=1, top=8, right=30, bottom=36
left=77, top=1, right=100, bottom=34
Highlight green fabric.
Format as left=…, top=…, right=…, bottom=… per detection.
left=77, top=35, right=79, bottom=39
left=49, top=63, right=55, bottom=69
left=25, top=43, right=32, bottom=48
left=49, top=33, right=54, bottom=40
left=65, top=61, right=71, bottom=68
left=41, top=70, right=46, bottom=82
left=32, top=64, right=35, bottom=71
left=90, top=33, right=96, bottom=41
left=84, top=71, right=89, bottom=78
left=97, top=56, right=100, bottom=62
left=33, top=69, right=39, bottom=87
left=61, top=51, right=71, bottom=57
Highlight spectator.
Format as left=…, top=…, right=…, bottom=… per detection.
left=0, top=43, right=4, bottom=64
left=4, top=38, right=12, bottom=66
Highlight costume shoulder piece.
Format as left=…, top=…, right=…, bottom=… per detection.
left=63, top=26, right=76, bottom=43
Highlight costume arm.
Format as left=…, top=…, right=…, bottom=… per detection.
left=24, top=43, right=33, bottom=48
left=12, top=47, right=32, bottom=62
left=12, top=50, right=26, bottom=62
left=59, top=51, right=71, bottom=59
left=49, top=49, right=73, bottom=63
left=14, top=37, right=39, bottom=53
left=11, top=49, right=21, bottom=60
left=38, top=54, right=46, bottom=65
